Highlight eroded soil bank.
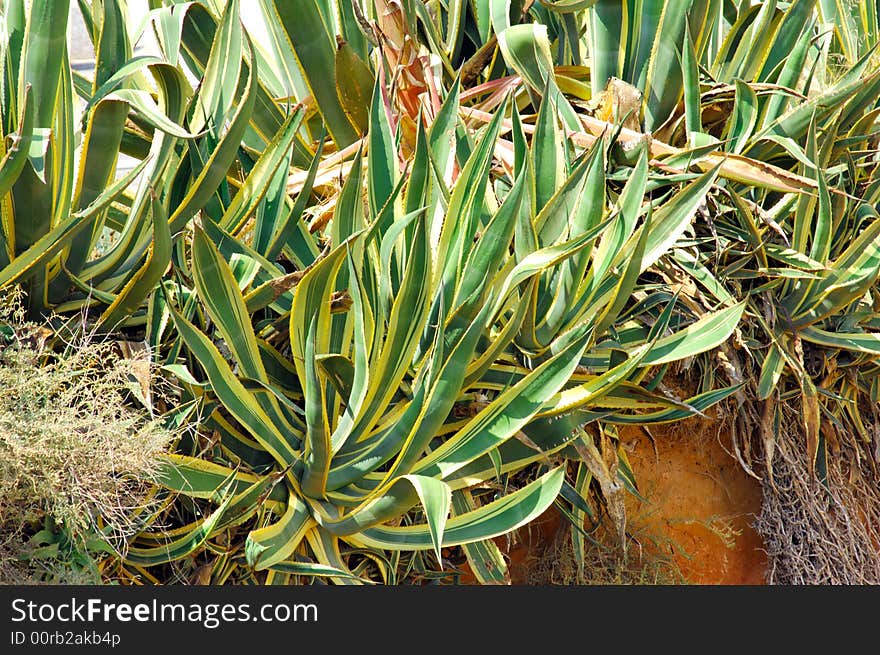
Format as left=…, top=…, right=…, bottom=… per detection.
left=615, top=419, right=767, bottom=584
left=499, top=414, right=768, bottom=585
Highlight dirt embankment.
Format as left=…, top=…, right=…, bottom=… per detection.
left=494, top=413, right=768, bottom=585
left=613, top=419, right=767, bottom=584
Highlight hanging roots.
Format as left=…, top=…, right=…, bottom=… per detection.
left=753, top=404, right=880, bottom=585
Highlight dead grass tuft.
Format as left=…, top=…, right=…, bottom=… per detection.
left=0, top=291, right=176, bottom=583
left=522, top=526, right=688, bottom=585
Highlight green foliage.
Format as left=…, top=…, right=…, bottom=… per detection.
left=0, top=0, right=321, bottom=325
left=3, top=0, right=880, bottom=584
left=144, top=71, right=742, bottom=582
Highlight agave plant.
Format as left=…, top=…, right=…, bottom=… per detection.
left=0, top=0, right=144, bottom=319
left=572, top=0, right=880, bottom=480
left=118, top=0, right=811, bottom=585
left=433, top=0, right=880, bottom=477
left=132, top=56, right=750, bottom=584
left=0, top=0, right=320, bottom=329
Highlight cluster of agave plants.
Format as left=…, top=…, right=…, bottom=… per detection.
left=2, top=0, right=880, bottom=584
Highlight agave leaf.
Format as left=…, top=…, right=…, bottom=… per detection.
left=672, top=250, right=737, bottom=306
left=335, top=38, right=374, bottom=135
left=154, top=454, right=282, bottom=501
left=455, top=169, right=527, bottom=308
left=641, top=164, right=721, bottom=271
left=757, top=342, right=786, bottom=400
left=681, top=19, right=702, bottom=141
left=0, top=84, right=34, bottom=201
left=85, top=54, right=163, bottom=114
left=268, top=559, right=374, bottom=583
left=65, top=98, right=129, bottom=275
left=98, top=190, right=171, bottom=328
left=543, top=143, right=607, bottom=337
left=268, top=0, right=358, bottom=147
left=567, top=460, right=593, bottom=582
left=191, top=224, right=267, bottom=382
left=756, top=48, right=880, bottom=142
left=592, top=148, right=649, bottom=287
left=189, top=0, right=242, bottom=136
left=542, top=0, right=600, bottom=11
left=245, top=495, right=314, bottom=570
left=333, top=213, right=431, bottom=451
left=211, top=471, right=290, bottom=533
left=301, top=316, right=332, bottom=499
left=583, top=384, right=744, bottom=424
left=592, top=200, right=651, bottom=338
left=353, top=467, right=565, bottom=550
left=800, top=326, right=880, bottom=355
left=491, top=219, right=612, bottom=321
left=20, top=0, right=69, bottom=131
left=496, top=23, right=580, bottom=130
left=641, top=0, right=691, bottom=130
left=641, top=302, right=746, bottom=366
left=167, top=35, right=257, bottom=233
left=727, top=80, right=759, bottom=155
left=764, top=243, right=827, bottom=271
left=76, top=63, right=189, bottom=285
left=427, top=75, right=461, bottom=190
left=537, top=342, right=653, bottom=418
left=200, top=215, right=283, bottom=291
left=451, top=489, right=509, bottom=584
left=219, top=106, right=304, bottom=234
left=463, top=104, right=822, bottom=194
left=327, top=291, right=497, bottom=491
left=589, top=0, right=624, bottom=97
left=167, top=302, right=301, bottom=470
left=789, top=219, right=880, bottom=327
left=125, top=484, right=235, bottom=566
left=531, top=89, right=566, bottom=213
left=327, top=254, right=374, bottom=449
left=818, top=0, right=867, bottom=63
left=463, top=280, right=534, bottom=387
left=412, top=325, right=592, bottom=480
left=317, top=475, right=452, bottom=564
left=266, top=136, right=324, bottom=265
left=0, top=157, right=150, bottom=290
left=436, top=99, right=507, bottom=303
left=111, top=89, right=199, bottom=139
left=303, top=530, right=367, bottom=585
left=368, top=75, right=398, bottom=221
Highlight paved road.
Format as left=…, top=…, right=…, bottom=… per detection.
left=68, top=3, right=95, bottom=63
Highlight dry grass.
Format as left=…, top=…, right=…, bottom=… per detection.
left=522, top=526, right=688, bottom=585
left=0, top=292, right=176, bottom=583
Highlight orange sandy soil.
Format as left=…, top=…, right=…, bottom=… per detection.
left=493, top=414, right=768, bottom=585
left=618, top=419, right=767, bottom=584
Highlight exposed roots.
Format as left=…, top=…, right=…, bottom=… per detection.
left=753, top=405, right=880, bottom=585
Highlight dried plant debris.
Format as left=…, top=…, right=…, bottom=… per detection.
left=0, top=293, right=175, bottom=583
left=523, top=526, right=687, bottom=586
